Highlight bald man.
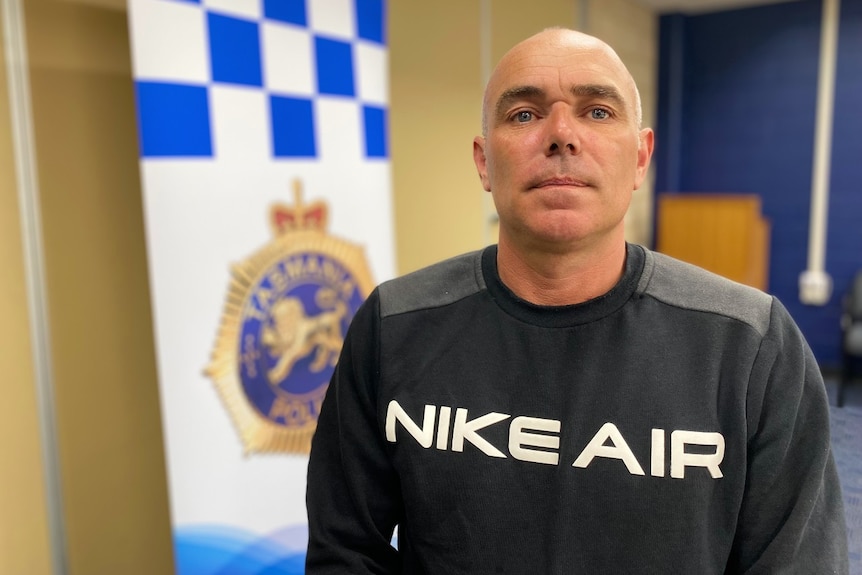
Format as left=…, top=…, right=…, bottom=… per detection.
left=306, top=29, right=848, bottom=574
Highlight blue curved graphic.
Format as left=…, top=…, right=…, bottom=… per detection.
left=175, top=524, right=307, bottom=575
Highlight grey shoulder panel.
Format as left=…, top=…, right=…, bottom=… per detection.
left=637, top=249, right=774, bottom=336
left=378, top=249, right=486, bottom=318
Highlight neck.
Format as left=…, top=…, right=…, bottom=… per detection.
left=496, top=235, right=627, bottom=306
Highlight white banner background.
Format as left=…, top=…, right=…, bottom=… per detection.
left=127, top=1, right=393, bottom=573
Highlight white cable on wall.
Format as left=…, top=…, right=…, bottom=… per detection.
left=0, top=0, right=68, bottom=572
left=800, top=0, right=840, bottom=305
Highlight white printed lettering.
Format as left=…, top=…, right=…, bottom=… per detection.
left=436, top=406, right=452, bottom=450
left=509, top=416, right=561, bottom=465
left=451, top=409, right=510, bottom=458
left=671, top=430, right=725, bottom=479
left=385, top=400, right=435, bottom=448
left=384, top=401, right=726, bottom=481
left=573, top=422, right=645, bottom=475
left=651, top=428, right=665, bottom=477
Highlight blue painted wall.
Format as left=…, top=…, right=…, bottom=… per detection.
left=655, top=0, right=862, bottom=368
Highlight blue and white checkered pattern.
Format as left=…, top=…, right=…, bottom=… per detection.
left=129, top=0, right=388, bottom=160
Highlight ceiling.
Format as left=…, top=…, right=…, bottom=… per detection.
left=59, top=0, right=804, bottom=16
left=634, top=0, right=801, bottom=15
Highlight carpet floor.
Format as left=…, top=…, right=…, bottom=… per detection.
left=830, top=405, right=862, bottom=574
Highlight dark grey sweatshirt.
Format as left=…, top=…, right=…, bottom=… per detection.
left=306, top=244, right=848, bottom=574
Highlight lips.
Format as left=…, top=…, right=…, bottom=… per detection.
left=531, top=176, right=590, bottom=189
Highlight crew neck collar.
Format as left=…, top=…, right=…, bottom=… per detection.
left=482, top=243, right=645, bottom=328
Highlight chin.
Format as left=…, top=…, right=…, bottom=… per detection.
left=535, top=213, right=591, bottom=237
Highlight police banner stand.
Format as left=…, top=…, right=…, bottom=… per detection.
left=126, top=1, right=393, bottom=573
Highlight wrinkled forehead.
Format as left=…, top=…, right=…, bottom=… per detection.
left=484, top=31, right=636, bottom=116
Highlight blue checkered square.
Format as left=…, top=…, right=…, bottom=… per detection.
left=264, top=0, right=306, bottom=26
left=133, top=0, right=389, bottom=161
left=362, top=105, right=387, bottom=158
left=209, top=12, right=263, bottom=87
left=315, top=37, right=355, bottom=97
left=271, top=95, right=316, bottom=157
left=356, top=0, right=385, bottom=44
left=136, top=81, right=212, bottom=157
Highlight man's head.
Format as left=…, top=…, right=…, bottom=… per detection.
left=473, top=28, right=653, bottom=254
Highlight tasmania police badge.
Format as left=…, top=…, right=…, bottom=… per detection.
left=206, top=181, right=374, bottom=455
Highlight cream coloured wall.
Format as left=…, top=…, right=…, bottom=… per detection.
left=0, top=7, right=54, bottom=573
left=389, top=1, right=485, bottom=274
left=488, top=1, right=580, bottom=65
left=391, top=0, right=658, bottom=274
left=23, top=1, right=174, bottom=573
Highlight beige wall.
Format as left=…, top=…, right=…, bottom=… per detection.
left=21, top=1, right=174, bottom=573
left=389, top=1, right=485, bottom=274
left=391, top=0, right=657, bottom=274
left=488, top=1, right=580, bottom=62
left=0, top=7, right=54, bottom=573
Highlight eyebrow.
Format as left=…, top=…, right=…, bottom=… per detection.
left=570, top=84, right=625, bottom=110
left=493, top=83, right=626, bottom=121
left=494, top=85, right=546, bottom=121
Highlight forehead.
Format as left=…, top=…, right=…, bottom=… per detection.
left=486, top=33, right=632, bottom=108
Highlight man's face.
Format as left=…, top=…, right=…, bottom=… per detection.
left=473, top=31, right=653, bottom=253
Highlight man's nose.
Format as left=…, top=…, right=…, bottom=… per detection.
left=545, top=107, right=579, bottom=156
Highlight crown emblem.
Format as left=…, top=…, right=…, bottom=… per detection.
left=270, top=180, right=328, bottom=235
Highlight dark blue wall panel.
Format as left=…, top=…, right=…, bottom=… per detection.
left=827, top=0, right=862, bottom=363
left=656, top=0, right=862, bottom=367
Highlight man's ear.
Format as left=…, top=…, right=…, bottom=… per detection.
left=473, top=136, right=492, bottom=192
left=633, top=128, right=654, bottom=190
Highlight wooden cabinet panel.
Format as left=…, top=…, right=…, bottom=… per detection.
left=657, top=194, right=770, bottom=291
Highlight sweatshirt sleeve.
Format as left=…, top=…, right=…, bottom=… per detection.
left=729, top=297, right=848, bottom=574
left=305, top=289, right=402, bottom=574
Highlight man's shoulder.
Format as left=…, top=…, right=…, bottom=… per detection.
left=377, top=249, right=487, bottom=318
left=638, top=248, right=774, bottom=336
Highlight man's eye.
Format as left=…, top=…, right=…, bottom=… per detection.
left=515, top=111, right=533, bottom=122
left=590, top=108, right=610, bottom=120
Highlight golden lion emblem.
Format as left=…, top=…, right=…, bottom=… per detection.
left=261, top=287, right=347, bottom=384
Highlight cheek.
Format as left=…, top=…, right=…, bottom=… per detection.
left=603, top=140, right=641, bottom=181
left=484, top=150, right=512, bottom=187
left=490, top=134, right=538, bottom=167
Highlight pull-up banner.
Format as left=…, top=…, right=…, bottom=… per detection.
left=126, top=1, right=393, bottom=573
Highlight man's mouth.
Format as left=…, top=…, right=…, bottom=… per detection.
left=532, top=177, right=590, bottom=189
